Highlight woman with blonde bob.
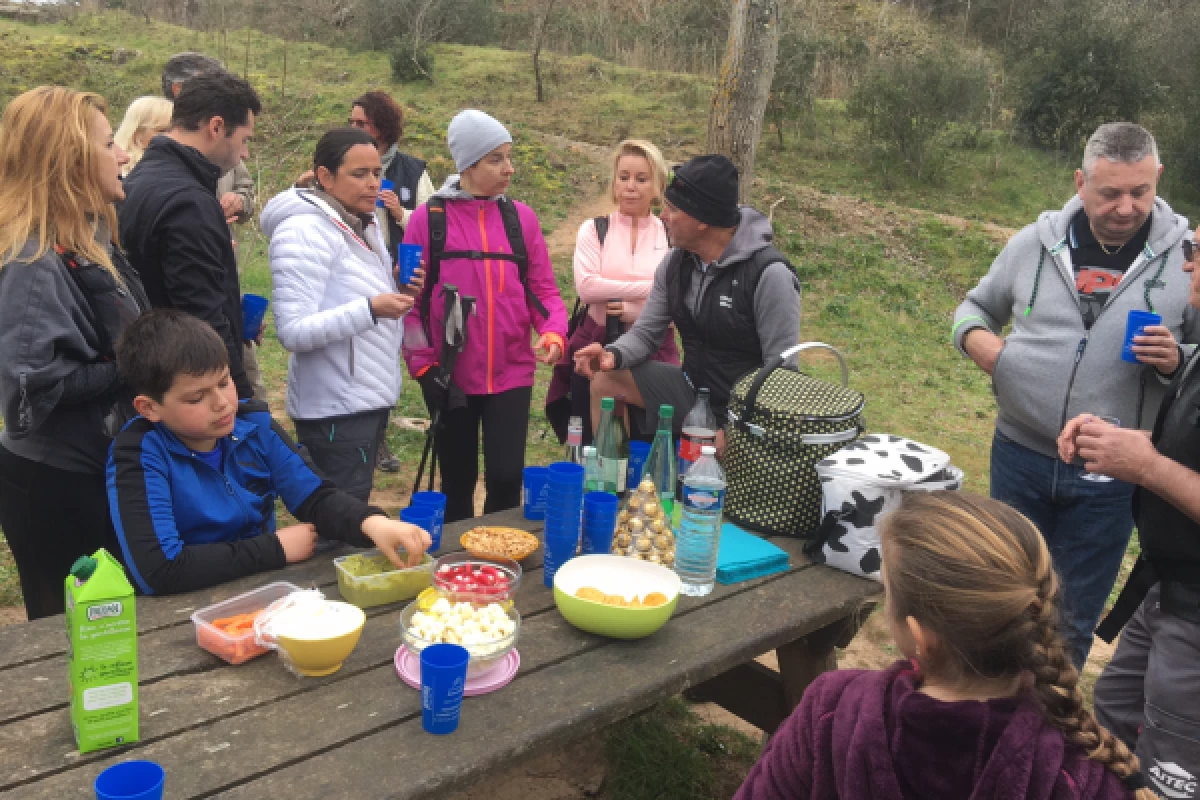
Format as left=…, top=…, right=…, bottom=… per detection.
left=546, top=139, right=679, bottom=442
left=736, top=491, right=1151, bottom=800
left=114, top=95, right=173, bottom=176
left=0, top=87, right=149, bottom=619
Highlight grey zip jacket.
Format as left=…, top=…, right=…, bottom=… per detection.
left=953, top=194, right=1200, bottom=458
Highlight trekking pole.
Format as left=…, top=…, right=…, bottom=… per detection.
left=413, top=286, right=476, bottom=495
left=427, top=293, right=475, bottom=492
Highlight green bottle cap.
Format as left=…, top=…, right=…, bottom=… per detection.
left=601, top=397, right=614, bottom=410
left=659, top=404, right=674, bottom=418
left=70, top=555, right=98, bottom=583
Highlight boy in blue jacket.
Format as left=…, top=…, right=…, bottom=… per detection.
left=107, top=310, right=429, bottom=596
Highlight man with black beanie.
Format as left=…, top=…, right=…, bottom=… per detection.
left=574, top=154, right=801, bottom=450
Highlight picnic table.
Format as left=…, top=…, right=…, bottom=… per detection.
left=0, top=507, right=881, bottom=799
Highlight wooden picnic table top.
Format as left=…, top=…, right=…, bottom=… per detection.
left=0, top=507, right=881, bottom=799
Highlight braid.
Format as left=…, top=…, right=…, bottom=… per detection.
left=1023, top=567, right=1154, bottom=799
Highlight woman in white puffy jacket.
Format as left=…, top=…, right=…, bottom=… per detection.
left=261, top=128, right=420, bottom=501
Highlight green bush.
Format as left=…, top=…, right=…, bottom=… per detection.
left=390, top=37, right=435, bottom=83
left=847, top=46, right=989, bottom=181
left=1011, top=0, right=1162, bottom=152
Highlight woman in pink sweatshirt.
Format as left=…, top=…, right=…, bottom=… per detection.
left=546, top=139, right=680, bottom=442
left=403, top=110, right=567, bottom=522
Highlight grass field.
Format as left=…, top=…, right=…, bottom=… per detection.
left=0, top=10, right=1169, bottom=795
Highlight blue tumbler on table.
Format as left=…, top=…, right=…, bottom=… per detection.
left=542, top=462, right=585, bottom=587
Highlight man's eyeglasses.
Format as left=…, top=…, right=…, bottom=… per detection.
left=1184, top=239, right=1197, bottom=263
left=348, top=118, right=368, bottom=129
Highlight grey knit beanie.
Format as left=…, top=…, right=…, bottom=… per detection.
left=447, top=110, right=513, bottom=172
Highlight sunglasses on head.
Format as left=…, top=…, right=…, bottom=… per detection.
left=1185, top=239, right=1197, bottom=262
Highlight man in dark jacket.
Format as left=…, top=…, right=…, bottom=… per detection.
left=120, top=71, right=262, bottom=399
left=574, top=154, right=801, bottom=449
left=1059, top=230, right=1200, bottom=798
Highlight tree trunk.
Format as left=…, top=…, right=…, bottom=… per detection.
left=532, top=0, right=558, bottom=103
left=707, top=0, right=781, bottom=205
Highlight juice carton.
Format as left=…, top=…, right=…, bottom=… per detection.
left=65, top=549, right=139, bottom=753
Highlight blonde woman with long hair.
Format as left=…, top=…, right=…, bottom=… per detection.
left=545, top=139, right=678, bottom=443
left=736, top=491, right=1151, bottom=800
left=0, top=87, right=149, bottom=619
left=114, top=95, right=173, bottom=176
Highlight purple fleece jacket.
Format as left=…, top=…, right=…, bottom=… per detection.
left=735, top=661, right=1132, bottom=800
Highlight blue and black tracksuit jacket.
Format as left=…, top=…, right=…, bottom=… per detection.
left=107, top=401, right=379, bottom=596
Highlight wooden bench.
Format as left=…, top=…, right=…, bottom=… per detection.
left=0, top=508, right=880, bottom=798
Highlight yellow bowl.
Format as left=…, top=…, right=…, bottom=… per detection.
left=273, top=601, right=366, bottom=677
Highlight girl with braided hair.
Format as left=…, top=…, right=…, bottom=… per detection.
left=735, top=490, right=1149, bottom=800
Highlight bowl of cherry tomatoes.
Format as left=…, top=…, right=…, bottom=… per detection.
left=431, top=553, right=521, bottom=605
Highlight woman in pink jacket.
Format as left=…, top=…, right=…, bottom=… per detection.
left=403, top=110, right=567, bottom=522
left=546, top=139, right=679, bottom=442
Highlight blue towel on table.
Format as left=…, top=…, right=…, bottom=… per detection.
left=716, top=522, right=790, bottom=585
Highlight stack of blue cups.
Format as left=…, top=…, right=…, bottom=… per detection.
left=542, top=461, right=585, bottom=588
left=581, top=491, right=619, bottom=556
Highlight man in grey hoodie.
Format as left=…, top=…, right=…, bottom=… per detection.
left=953, top=122, right=1200, bottom=668
left=574, top=154, right=801, bottom=450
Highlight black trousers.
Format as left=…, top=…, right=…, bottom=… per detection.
left=294, top=409, right=390, bottom=503
left=430, top=387, right=531, bottom=523
left=0, top=444, right=120, bottom=620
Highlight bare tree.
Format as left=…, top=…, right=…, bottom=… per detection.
left=707, top=0, right=780, bottom=204
left=532, top=0, right=558, bottom=102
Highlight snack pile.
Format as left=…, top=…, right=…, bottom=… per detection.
left=574, top=587, right=670, bottom=609
left=408, top=598, right=516, bottom=648
left=611, top=479, right=676, bottom=567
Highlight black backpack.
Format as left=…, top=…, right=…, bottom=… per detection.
left=420, top=195, right=551, bottom=341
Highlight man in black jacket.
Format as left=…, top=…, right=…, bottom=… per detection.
left=120, top=71, right=262, bottom=399
left=1057, top=230, right=1200, bottom=797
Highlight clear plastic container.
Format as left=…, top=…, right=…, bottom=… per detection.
left=192, top=581, right=301, bottom=665
left=334, top=549, right=434, bottom=609
left=431, top=552, right=521, bottom=605
left=400, top=598, right=520, bottom=677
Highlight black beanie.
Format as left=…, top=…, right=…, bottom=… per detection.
left=663, top=154, right=740, bottom=228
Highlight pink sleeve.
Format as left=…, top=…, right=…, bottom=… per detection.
left=573, top=219, right=654, bottom=305
left=401, top=204, right=437, bottom=377
left=520, top=205, right=568, bottom=344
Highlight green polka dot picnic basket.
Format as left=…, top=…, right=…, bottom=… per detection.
left=724, top=343, right=865, bottom=538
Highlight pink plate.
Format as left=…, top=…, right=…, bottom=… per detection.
left=395, top=647, right=520, bottom=696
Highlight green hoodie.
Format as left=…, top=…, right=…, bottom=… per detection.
left=953, top=194, right=1200, bottom=458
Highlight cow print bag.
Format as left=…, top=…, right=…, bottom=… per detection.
left=802, top=435, right=963, bottom=581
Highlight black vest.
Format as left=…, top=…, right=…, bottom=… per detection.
left=667, top=245, right=792, bottom=418
left=383, top=151, right=427, bottom=265
left=1137, top=351, right=1200, bottom=583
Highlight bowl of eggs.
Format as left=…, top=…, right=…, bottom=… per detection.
left=552, top=554, right=681, bottom=639
left=400, top=594, right=520, bottom=677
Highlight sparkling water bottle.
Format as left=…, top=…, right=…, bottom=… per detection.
left=675, top=445, right=725, bottom=597
left=565, top=416, right=584, bottom=465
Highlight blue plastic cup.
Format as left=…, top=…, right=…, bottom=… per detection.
left=543, top=531, right=579, bottom=588
left=400, top=504, right=440, bottom=552
left=1121, top=310, right=1163, bottom=363
left=94, top=760, right=165, bottom=800
left=523, top=466, right=549, bottom=520
left=409, top=491, right=446, bottom=550
left=241, top=293, right=269, bottom=341
left=627, top=441, right=651, bottom=488
left=581, top=492, right=619, bottom=555
left=420, top=643, right=470, bottom=735
left=398, top=243, right=423, bottom=287
left=377, top=178, right=394, bottom=209
left=547, top=461, right=585, bottom=488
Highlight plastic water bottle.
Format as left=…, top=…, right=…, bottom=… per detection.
left=675, top=445, right=725, bottom=597
left=677, top=388, right=717, bottom=497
